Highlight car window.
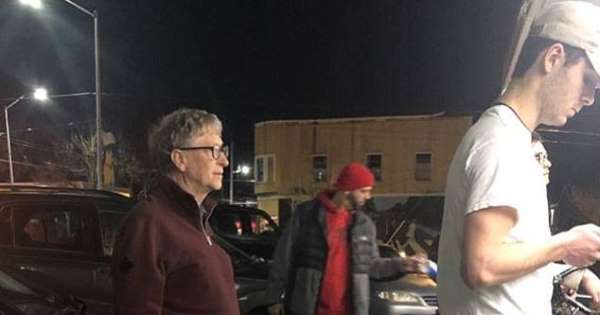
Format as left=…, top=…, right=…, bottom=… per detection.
left=251, top=213, right=275, bottom=235
left=12, top=205, right=84, bottom=251
left=98, top=211, right=126, bottom=256
left=214, top=212, right=276, bottom=238
left=0, top=208, right=11, bottom=246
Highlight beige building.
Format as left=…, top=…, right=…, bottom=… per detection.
left=254, top=113, right=472, bottom=218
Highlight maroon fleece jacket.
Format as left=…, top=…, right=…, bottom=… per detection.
left=113, top=176, right=239, bottom=315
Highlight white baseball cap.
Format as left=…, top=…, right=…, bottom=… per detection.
left=531, top=1, right=600, bottom=75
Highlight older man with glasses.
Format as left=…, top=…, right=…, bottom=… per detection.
left=113, top=108, right=238, bottom=315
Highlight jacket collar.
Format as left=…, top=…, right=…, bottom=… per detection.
left=153, top=175, right=218, bottom=219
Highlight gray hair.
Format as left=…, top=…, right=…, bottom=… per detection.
left=148, top=108, right=223, bottom=175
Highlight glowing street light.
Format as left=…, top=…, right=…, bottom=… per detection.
left=33, top=88, right=48, bottom=101
left=238, top=164, right=251, bottom=176
left=4, top=88, right=48, bottom=184
left=20, top=0, right=103, bottom=189
left=18, top=0, right=42, bottom=9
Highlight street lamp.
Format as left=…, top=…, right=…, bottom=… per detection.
left=19, top=0, right=41, bottom=9
left=20, top=0, right=103, bottom=189
left=32, top=88, right=48, bottom=101
left=239, top=165, right=251, bottom=176
left=4, top=88, right=48, bottom=184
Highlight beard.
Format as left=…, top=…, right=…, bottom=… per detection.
left=347, top=197, right=365, bottom=211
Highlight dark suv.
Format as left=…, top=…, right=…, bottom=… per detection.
left=0, top=263, right=88, bottom=315
left=0, top=186, right=132, bottom=314
left=210, top=204, right=281, bottom=314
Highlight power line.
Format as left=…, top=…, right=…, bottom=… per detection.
left=0, top=157, right=73, bottom=170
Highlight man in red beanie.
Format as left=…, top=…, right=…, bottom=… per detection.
left=265, top=162, right=427, bottom=315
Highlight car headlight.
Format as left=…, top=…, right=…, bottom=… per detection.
left=376, top=290, right=422, bottom=305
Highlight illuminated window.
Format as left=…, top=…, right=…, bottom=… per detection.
left=313, top=155, right=327, bottom=182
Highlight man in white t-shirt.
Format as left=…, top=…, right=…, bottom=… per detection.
left=438, top=2, right=600, bottom=314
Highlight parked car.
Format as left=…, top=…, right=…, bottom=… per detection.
left=0, top=185, right=275, bottom=314
left=212, top=233, right=271, bottom=315
left=0, top=185, right=132, bottom=314
left=210, top=204, right=285, bottom=314
left=0, top=263, right=86, bottom=315
left=371, top=244, right=438, bottom=315
left=211, top=204, right=439, bottom=315
left=210, top=204, right=280, bottom=260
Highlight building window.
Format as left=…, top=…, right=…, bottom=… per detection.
left=415, top=152, right=432, bottom=181
left=312, top=155, right=327, bottom=182
left=255, top=157, right=265, bottom=182
left=255, top=155, right=276, bottom=183
left=366, top=154, right=382, bottom=181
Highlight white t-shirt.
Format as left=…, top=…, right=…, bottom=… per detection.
left=437, top=105, right=553, bottom=315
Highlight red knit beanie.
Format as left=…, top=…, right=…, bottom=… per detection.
left=334, top=162, right=375, bottom=191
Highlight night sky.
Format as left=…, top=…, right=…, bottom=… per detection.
left=1, top=0, right=600, bottom=198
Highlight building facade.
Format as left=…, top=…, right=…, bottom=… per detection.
left=254, top=113, right=472, bottom=218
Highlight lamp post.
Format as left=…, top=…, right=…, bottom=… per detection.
left=20, top=0, right=103, bottom=189
left=4, top=88, right=48, bottom=184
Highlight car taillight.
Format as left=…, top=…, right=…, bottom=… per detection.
left=235, top=221, right=242, bottom=235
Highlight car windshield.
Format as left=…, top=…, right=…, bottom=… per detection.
left=0, top=270, right=35, bottom=295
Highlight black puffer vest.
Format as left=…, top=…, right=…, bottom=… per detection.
left=292, top=200, right=328, bottom=272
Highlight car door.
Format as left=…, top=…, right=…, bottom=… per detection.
left=92, top=200, right=130, bottom=304
left=211, top=210, right=279, bottom=260
left=1, top=199, right=102, bottom=304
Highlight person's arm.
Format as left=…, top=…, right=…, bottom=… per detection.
left=370, top=255, right=428, bottom=279
left=264, top=208, right=300, bottom=304
left=462, top=207, right=600, bottom=289
left=113, top=213, right=165, bottom=315
left=580, top=269, right=600, bottom=306
left=546, top=262, right=573, bottom=277
left=359, top=216, right=426, bottom=279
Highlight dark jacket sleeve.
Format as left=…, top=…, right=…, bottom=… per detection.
left=264, top=208, right=301, bottom=305
left=113, top=209, right=166, bottom=315
left=369, top=247, right=409, bottom=280
left=356, top=213, right=408, bottom=280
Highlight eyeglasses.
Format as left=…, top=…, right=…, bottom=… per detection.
left=176, top=145, right=229, bottom=160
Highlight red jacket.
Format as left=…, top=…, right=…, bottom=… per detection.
left=113, top=176, right=239, bottom=315
left=316, top=192, right=352, bottom=315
